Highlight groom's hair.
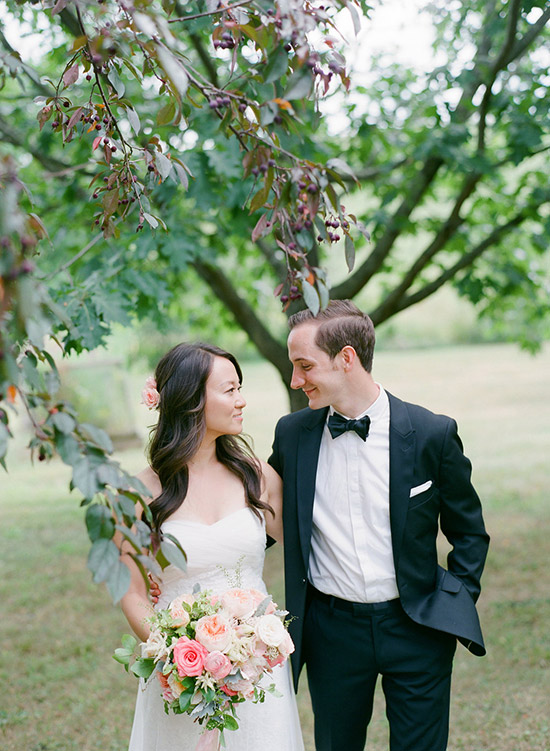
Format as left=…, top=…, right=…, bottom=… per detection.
left=288, top=299, right=376, bottom=372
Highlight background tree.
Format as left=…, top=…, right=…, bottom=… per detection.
left=0, top=0, right=369, bottom=599
left=1, top=0, right=549, bottom=599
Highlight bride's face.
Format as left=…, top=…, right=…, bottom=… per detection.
left=203, top=356, right=246, bottom=436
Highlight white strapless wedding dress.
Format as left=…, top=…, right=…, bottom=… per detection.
left=128, top=507, right=304, bottom=751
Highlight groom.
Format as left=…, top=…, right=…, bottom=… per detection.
left=268, top=299, right=489, bottom=751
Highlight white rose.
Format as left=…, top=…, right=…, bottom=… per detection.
left=255, top=614, right=286, bottom=648
left=142, top=628, right=170, bottom=660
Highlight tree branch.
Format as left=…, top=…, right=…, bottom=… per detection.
left=192, top=257, right=291, bottom=379
left=332, top=0, right=542, bottom=302
left=256, top=239, right=287, bottom=279
left=372, top=200, right=545, bottom=325
left=369, top=172, right=481, bottom=322
left=507, top=5, right=550, bottom=66
left=188, top=32, right=220, bottom=88
left=0, top=114, right=89, bottom=176
left=331, top=155, right=443, bottom=299
left=0, top=29, right=54, bottom=97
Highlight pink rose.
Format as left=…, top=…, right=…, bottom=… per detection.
left=173, top=636, right=208, bottom=677
left=279, top=629, right=295, bottom=658
left=266, top=653, right=286, bottom=668
left=141, top=377, right=159, bottom=410
left=224, top=676, right=255, bottom=698
left=195, top=613, right=233, bottom=652
left=221, top=588, right=256, bottom=619
left=239, top=654, right=266, bottom=682
left=204, top=650, right=232, bottom=681
left=220, top=684, right=239, bottom=697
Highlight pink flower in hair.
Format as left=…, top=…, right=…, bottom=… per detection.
left=141, top=376, right=160, bottom=410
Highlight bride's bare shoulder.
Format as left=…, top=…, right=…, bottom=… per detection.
left=135, top=466, right=162, bottom=501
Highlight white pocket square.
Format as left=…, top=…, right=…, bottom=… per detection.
left=410, top=480, right=433, bottom=497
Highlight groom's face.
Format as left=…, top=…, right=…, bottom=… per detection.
left=287, top=323, right=344, bottom=410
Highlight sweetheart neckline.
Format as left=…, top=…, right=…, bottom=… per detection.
left=163, top=506, right=253, bottom=529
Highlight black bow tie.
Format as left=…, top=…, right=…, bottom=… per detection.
left=327, top=412, right=371, bottom=441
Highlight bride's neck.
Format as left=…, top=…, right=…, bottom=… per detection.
left=188, top=438, right=218, bottom=470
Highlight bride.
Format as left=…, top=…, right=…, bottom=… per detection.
left=119, top=342, right=304, bottom=751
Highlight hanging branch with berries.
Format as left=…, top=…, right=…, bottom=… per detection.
left=34, top=0, right=370, bottom=311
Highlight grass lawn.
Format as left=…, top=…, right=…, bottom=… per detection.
left=1, top=342, right=549, bottom=750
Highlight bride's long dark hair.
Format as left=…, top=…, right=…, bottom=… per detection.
left=147, top=342, right=271, bottom=534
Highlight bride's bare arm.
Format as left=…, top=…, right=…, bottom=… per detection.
left=261, top=461, right=284, bottom=544
left=117, top=467, right=161, bottom=642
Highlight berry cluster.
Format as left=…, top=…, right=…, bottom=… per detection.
left=213, top=31, right=237, bottom=50
left=280, top=285, right=302, bottom=305
left=318, top=216, right=349, bottom=244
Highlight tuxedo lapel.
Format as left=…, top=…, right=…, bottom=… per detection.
left=295, top=407, right=328, bottom=573
left=387, top=393, right=416, bottom=566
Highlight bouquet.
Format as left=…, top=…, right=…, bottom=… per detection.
left=114, top=585, right=294, bottom=746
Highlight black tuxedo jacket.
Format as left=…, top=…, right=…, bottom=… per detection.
left=268, top=392, right=490, bottom=690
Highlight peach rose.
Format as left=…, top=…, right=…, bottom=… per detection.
left=248, top=589, right=277, bottom=615
left=204, top=650, right=232, bottom=681
left=169, top=594, right=193, bottom=628
left=195, top=613, right=233, bottom=653
left=255, top=614, right=286, bottom=648
left=173, top=636, right=208, bottom=677
left=157, top=671, right=175, bottom=702
left=221, top=588, right=256, bottom=619
left=167, top=670, right=184, bottom=698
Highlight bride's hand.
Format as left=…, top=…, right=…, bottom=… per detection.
left=148, top=573, right=161, bottom=604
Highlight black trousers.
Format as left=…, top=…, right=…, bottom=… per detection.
left=302, top=588, right=457, bottom=751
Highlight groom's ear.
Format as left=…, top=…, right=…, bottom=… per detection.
left=265, top=534, right=277, bottom=549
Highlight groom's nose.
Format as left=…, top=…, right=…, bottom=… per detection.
left=290, top=367, right=305, bottom=390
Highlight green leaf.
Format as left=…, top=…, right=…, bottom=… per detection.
left=96, top=462, right=121, bottom=488
left=80, top=424, right=113, bottom=453
left=263, top=47, right=288, bottom=84
left=107, top=68, right=125, bottom=98
left=345, top=234, right=355, bottom=272
left=160, top=536, right=187, bottom=572
left=72, top=456, right=100, bottom=500
left=301, top=280, right=320, bottom=315
left=121, top=634, right=137, bottom=651
left=112, top=648, right=132, bottom=667
left=178, top=690, right=194, bottom=712
left=86, top=504, right=115, bottom=542
left=223, top=714, right=239, bottom=731
left=284, top=69, right=312, bottom=101
left=87, top=537, right=119, bottom=583
left=131, top=658, right=155, bottom=680
left=157, top=100, right=176, bottom=126
left=126, top=107, right=140, bottom=135
left=51, top=411, right=76, bottom=434
left=106, top=557, right=131, bottom=602
left=143, top=213, right=159, bottom=229
left=155, top=153, right=173, bottom=181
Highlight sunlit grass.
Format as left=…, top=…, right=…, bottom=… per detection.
left=1, top=343, right=549, bottom=750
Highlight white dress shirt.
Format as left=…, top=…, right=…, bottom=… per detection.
left=308, top=385, right=399, bottom=603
